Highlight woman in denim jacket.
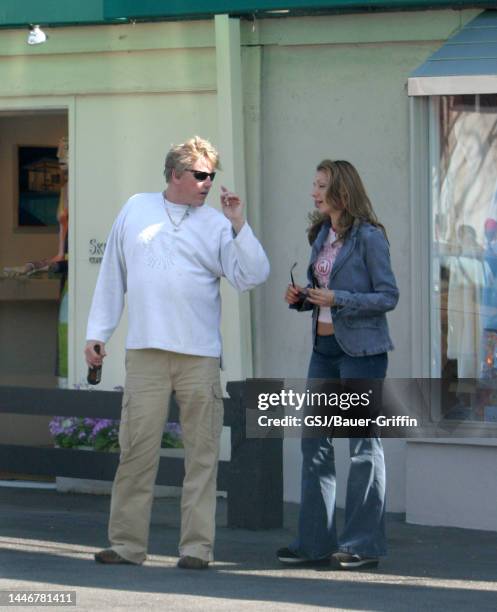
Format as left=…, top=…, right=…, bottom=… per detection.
left=277, top=160, right=399, bottom=570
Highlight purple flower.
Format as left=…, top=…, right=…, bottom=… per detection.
left=49, top=385, right=124, bottom=450
left=90, top=420, right=108, bottom=438
left=165, top=422, right=182, bottom=438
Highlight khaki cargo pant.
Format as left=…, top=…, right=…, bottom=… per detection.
left=108, top=349, right=224, bottom=564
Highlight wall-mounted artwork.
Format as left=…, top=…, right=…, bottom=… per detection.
left=18, top=145, right=60, bottom=227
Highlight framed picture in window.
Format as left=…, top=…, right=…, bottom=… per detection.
left=17, top=145, right=60, bottom=228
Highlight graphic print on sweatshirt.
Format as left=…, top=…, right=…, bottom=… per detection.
left=314, top=228, right=343, bottom=288
left=138, top=223, right=176, bottom=270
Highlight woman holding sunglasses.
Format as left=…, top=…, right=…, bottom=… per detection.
left=278, top=160, right=398, bottom=570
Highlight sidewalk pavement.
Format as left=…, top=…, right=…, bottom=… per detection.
left=0, top=486, right=496, bottom=611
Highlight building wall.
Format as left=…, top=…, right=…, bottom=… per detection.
left=407, top=440, right=497, bottom=531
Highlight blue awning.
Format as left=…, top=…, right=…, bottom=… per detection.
left=408, top=10, right=497, bottom=96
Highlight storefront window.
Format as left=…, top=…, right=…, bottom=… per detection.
left=433, top=94, right=497, bottom=421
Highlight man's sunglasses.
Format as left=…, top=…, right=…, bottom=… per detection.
left=186, top=169, right=216, bottom=182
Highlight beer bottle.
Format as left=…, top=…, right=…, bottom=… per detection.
left=87, top=344, right=102, bottom=385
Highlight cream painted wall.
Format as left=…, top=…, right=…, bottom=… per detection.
left=407, top=440, right=497, bottom=531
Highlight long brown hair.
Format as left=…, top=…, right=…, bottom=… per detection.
left=307, top=159, right=387, bottom=245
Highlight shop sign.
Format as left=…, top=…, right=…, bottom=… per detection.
left=89, top=239, right=106, bottom=264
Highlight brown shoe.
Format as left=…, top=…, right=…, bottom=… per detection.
left=177, top=555, right=209, bottom=570
left=94, top=549, right=135, bottom=565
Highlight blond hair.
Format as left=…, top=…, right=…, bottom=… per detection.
left=164, top=135, right=220, bottom=182
left=307, top=159, right=387, bottom=244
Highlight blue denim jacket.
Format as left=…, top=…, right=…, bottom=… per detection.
left=292, top=220, right=399, bottom=356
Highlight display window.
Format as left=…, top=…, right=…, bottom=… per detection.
left=431, top=94, right=497, bottom=422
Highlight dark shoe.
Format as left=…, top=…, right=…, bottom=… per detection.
left=277, top=547, right=330, bottom=566
left=332, top=552, right=379, bottom=569
left=94, top=549, right=135, bottom=565
left=177, top=555, right=209, bottom=570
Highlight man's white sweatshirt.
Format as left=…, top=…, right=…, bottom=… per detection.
left=86, top=193, right=270, bottom=358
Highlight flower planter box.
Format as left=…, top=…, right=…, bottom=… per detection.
left=53, top=422, right=230, bottom=497
left=51, top=415, right=185, bottom=496
left=56, top=447, right=184, bottom=497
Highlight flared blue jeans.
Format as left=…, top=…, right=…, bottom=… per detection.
left=291, top=334, right=388, bottom=559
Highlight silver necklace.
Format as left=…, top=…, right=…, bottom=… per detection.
left=163, top=195, right=190, bottom=232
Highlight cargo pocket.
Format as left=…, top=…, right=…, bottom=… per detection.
left=211, top=382, right=224, bottom=440
left=118, top=392, right=132, bottom=454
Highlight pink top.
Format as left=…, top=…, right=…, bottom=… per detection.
left=313, top=227, right=343, bottom=323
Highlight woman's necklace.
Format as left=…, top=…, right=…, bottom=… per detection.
left=163, top=195, right=190, bottom=232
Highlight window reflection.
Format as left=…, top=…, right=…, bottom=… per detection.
left=435, top=94, right=497, bottom=422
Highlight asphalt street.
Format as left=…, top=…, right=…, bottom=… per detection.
left=0, top=487, right=496, bottom=611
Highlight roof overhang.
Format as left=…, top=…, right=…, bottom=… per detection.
left=408, top=75, right=497, bottom=95
left=408, top=10, right=497, bottom=96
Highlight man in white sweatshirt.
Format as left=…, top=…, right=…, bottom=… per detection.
left=84, top=136, right=270, bottom=569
